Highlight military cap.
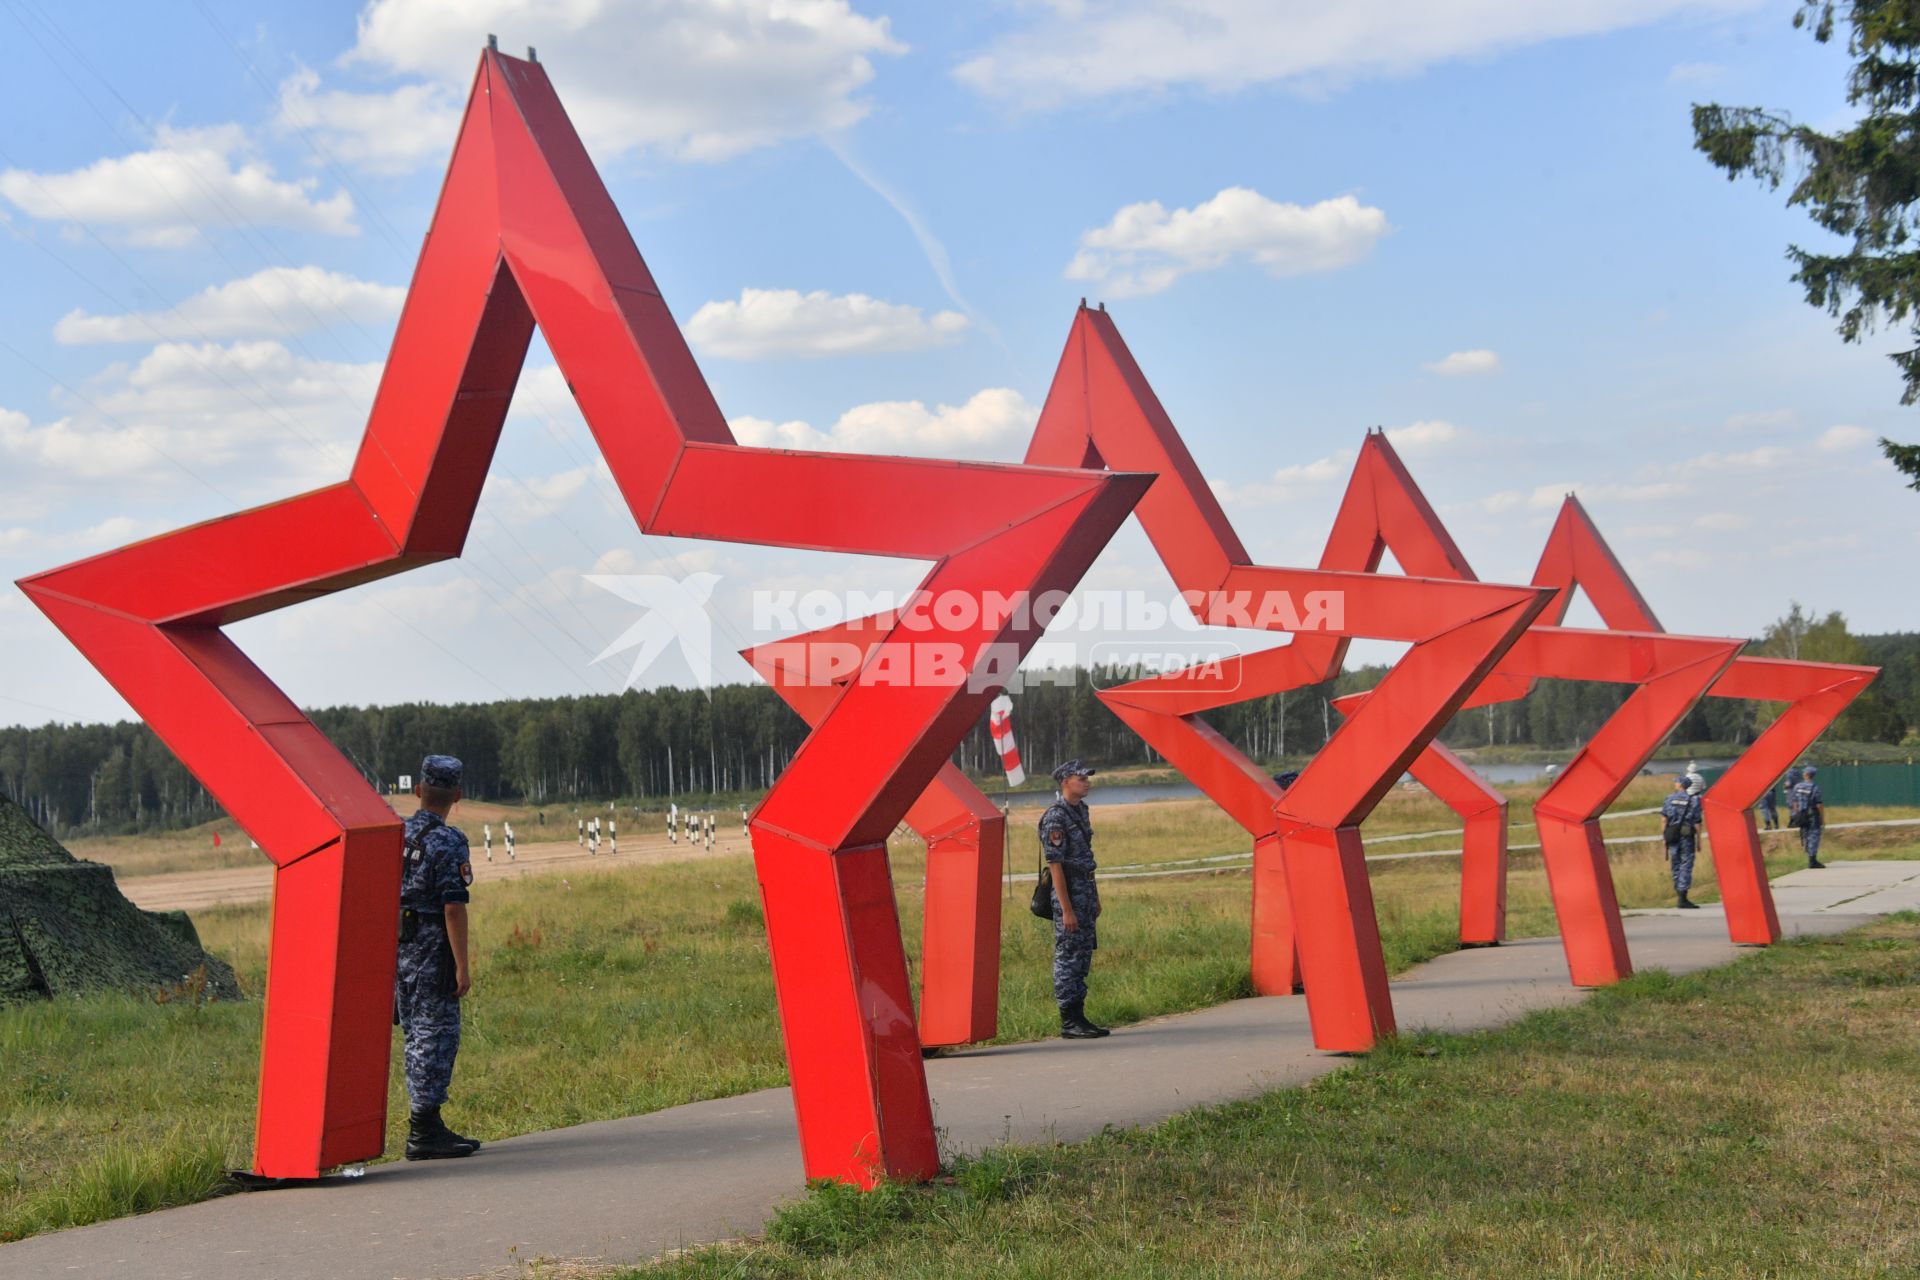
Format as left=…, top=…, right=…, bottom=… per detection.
left=1803, top=765, right=1818, bottom=775
left=421, top=754, right=465, bottom=789
left=1051, top=758, right=1097, bottom=782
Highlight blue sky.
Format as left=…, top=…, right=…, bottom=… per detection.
left=1, top=0, right=1913, bottom=728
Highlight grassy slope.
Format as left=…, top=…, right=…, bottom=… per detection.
left=4, top=789, right=1916, bottom=1244
left=631, top=916, right=1920, bottom=1280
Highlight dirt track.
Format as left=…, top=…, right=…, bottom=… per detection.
left=117, top=826, right=755, bottom=914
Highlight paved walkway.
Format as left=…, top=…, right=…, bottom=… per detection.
left=6, top=861, right=1914, bottom=1280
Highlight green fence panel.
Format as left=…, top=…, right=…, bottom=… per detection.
left=1814, top=763, right=1920, bottom=808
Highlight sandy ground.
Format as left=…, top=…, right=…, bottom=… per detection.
left=115, top=822, right=757, bottom=914
left=102, top=792, right=1204, bottom=915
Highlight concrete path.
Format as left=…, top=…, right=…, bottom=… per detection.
left=6, top=861, right=1912, bottom=1280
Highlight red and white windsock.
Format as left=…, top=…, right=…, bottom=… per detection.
left=988, top=693, right=1026, bottom=788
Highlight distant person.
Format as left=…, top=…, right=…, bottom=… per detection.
left=1042, top=759, right=1107, bottom=1040
left=1758, top=779, right=1780, bottom=830
left=1661, top=774, right=1703, bottom=910
left=1790, top=765, right=1826, bottom=869
left=397, top=754, right=481, bottom=1160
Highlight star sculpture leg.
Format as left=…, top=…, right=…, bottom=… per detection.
left=744, top=621, right=1006, bottom=1049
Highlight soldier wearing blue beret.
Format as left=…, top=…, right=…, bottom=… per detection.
left=1790, top=765, right=1826, bottom=869
left=1041, top=759, right=1108, bottom=1040
left=396, top=754, right=480, bottom=1159
left=1660, top=774, right=1703, bottom=909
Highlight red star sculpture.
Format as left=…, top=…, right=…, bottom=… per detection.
left=1298, top=432, right=1742, bottom=989
left=18, top=50, right=1147, bottom=1186
left=1427, top=494, right=1878, bottom=946
left=1020, top=307, right=1556, bottom=1051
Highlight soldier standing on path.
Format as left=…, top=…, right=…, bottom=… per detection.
left=1759, top=779, right=1780, bottom=831
left=1042, top=759, right=1108, bottom=1040
left=397, top=754, right=481, bottom=1161
left=1791, top=765, right=1827, bottom=869
left=1661, top=774, right=1704, bottom=910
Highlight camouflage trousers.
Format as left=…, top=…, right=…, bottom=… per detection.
left=1665, top=834, right=1697, bottom=895
left=395, top=919, right=461, bottom=1109
left=1050, top=872, right=1101, bottom=1007
left=1801, top=824, right=1824, bottom=862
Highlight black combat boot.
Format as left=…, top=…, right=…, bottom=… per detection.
left=1059, top=1001, right=1101, bottom=1040
left=439, top=1111, right=481, bottom=1153
left=1808, top=858, right=1826, bottom=869
left=405, top=1106, right=477, bottom=1160
left=1676, top=892, right=1700, bottom=910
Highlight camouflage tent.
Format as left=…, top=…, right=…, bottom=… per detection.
left=0, top=795, right=238, bottom=1005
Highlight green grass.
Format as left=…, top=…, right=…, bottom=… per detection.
left=627, top=916, right=1920, bottom=1280
left=4, top=791, right=1916, bottom=1246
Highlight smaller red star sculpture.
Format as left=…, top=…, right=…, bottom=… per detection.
left=1023, top=308, right=1555, bottom=1051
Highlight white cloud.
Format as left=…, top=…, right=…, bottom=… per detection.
left=0, top=341, right=377, bottom=491
left=1667, top=60, right=1726, bottom=84
left=955, top=0, right=1757, bottom=110
left=1769, top=533, right=1862, bottom=554
left=1692, top=445, right=1788, bottom=469
left=1478, top=479, right=1689, bottom=514
left=1647, top=547, right=1711, bottom=569
left=1722, top=408, right=1798, bottom=431
left=0, top=125, right=356, bottom=247
left=1384, top=420, right=1465, bottom=452
left=1210, top=449, right=1352, bottom=507
left=0, top=516, right=143, bottom=559
left=1693, top=511, right=1751, bottom=531
left=1421, top=349, right=1500, bottom=377
left=728, top=387, right=1035, bottom=456
left=302, top=0, right=903, bottom=169
left=686, top=288, right=968, bottom=359
left=1065, top=187, right=1389, bottom=298
left=275, top=69, right=464, bottom=176
left=54, top=267, right=404, bottom=345
left=481, top=465, right=596, bottom=525
left=1818, top=425, right=1874, bottom=451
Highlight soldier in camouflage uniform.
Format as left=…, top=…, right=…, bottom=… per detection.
left=396, top=754, right=480, bottom=1160
left=1660, top=774, right=1703, bottom=909
left=1042, top=759, right=1108, bottom=1040
left=1790, top=765, right=1826, bottom=869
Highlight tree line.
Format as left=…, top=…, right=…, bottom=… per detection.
left=5, top=610, right=1913, bottom=839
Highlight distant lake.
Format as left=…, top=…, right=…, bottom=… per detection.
left=998, top=758, right=1738, bottom=808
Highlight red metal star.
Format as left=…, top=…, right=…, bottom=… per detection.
left=1022, top=308, right=1556, bottom=1051
left=1321, top=439, right=1873, bottom=970
left=1307, top=432, right=1743, bottom=986
left=18, top=50, right=1147, bottom=1185
left=1517, top=496, right=1874, bottom=943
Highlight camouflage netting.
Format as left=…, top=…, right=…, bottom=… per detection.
left=0, top=795, right=239, bottom=1006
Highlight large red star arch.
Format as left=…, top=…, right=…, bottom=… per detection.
left=18, top=50, right=1147, bottom=1186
